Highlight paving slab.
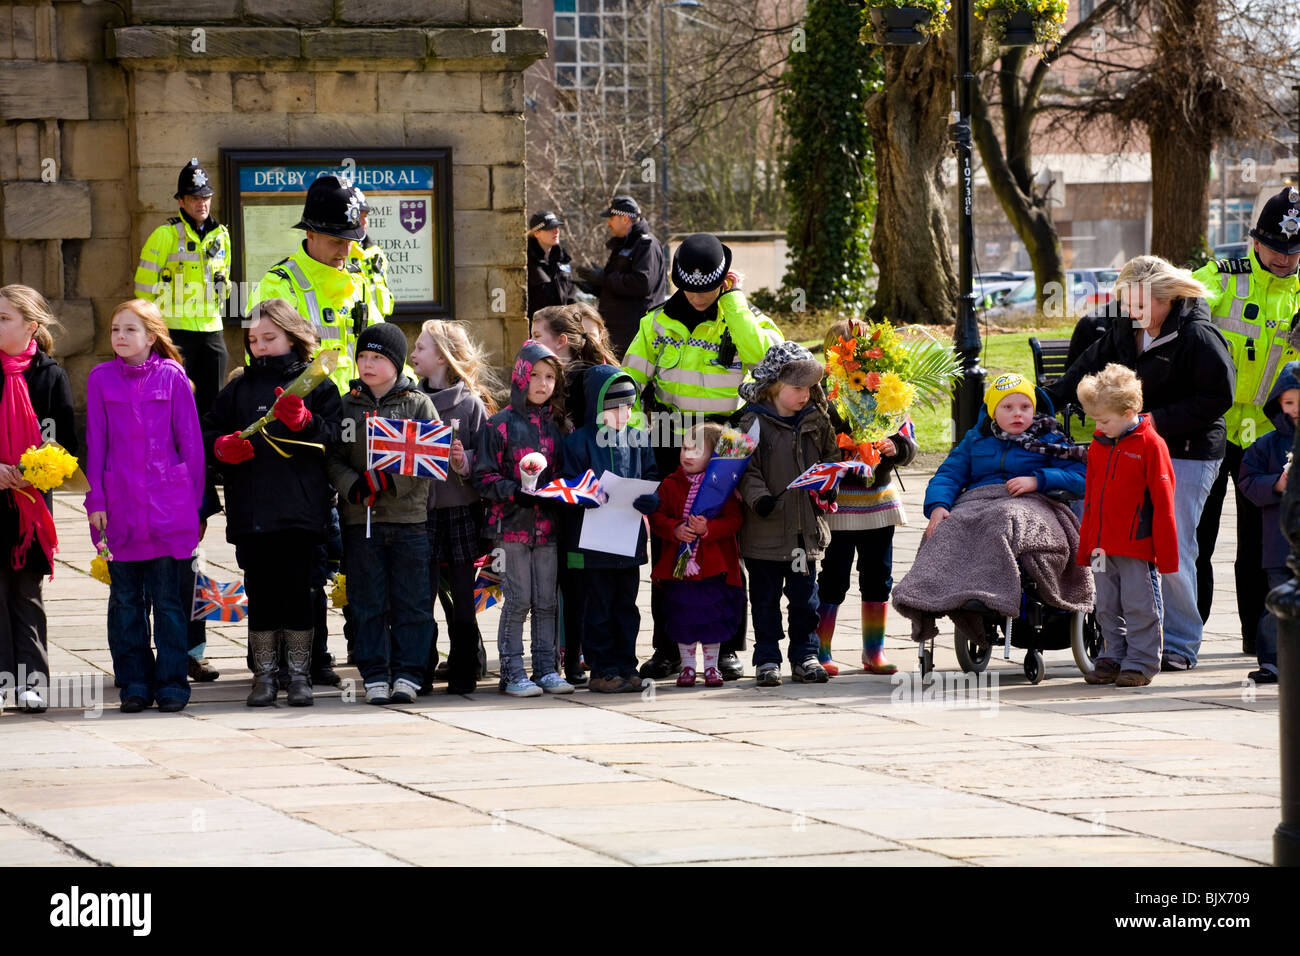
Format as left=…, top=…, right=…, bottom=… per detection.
left=4, top=478, right=1277, bottom=866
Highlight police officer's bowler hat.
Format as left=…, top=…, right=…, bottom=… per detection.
left=294, top=175, right=366, bottom=241
left=529, top=210, right=565, bottom=231
left=596, top=195, right=642, bottom=220
left=672, top=233, right=733, bottom=294
left=1250, top=186, right=1300, bottom=256
left=175, top=158, right=214, bottom=200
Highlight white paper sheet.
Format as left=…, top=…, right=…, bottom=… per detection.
left=577, top=471, right=661, bottom=557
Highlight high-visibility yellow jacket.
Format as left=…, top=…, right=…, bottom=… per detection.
left=133, top=216, right=231, bottom=333
left=248, top=245, right=379, bottom=394
left=349, top=238, right=394, bottom=318
left=1193, top=253, right=1300, bottom=447
left=622, top=291, right=783, bottom=431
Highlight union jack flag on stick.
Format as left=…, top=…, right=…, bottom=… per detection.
left=192, top=573, right=248, bottom=623
left=786, top=460, right=873, bottom=493
left=366, top=416, right=452, bottom=480
left=532, top=469, right=604, bottom=505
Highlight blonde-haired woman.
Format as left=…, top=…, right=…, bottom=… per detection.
left=1048, top=254, right=1235, bottom=671
left=0, top=285, right=75, bottom=713
left=408, top=319, right=497, bottom=693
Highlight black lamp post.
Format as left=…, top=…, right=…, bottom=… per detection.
left=1268, top=416, right=1300, bottom=865
left=948, top=0, right=986, bottom=440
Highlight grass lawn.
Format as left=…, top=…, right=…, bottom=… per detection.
left=909, top=324, right=1097, bottom=456
left=794, top=321, right=1092, bottom=459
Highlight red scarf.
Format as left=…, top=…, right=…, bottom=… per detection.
left=1, top=340, right=56, bottom=572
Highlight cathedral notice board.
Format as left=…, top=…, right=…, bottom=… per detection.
left=221, top=148, right=454, bottom=321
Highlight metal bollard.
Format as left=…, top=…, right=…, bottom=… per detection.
left=1266, top=421, right=1300, bottom=866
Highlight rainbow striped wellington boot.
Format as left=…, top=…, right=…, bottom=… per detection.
left=815, top=603, right=840, bottom=677
left=861, top=600, right=897, bottom=674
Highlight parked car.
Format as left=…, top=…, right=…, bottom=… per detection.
left=1212, top=241, right=1249, bottom=260
left=983, top=268, right=1120, bottom=324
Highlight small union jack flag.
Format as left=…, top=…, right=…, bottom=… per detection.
left=787, top=460, right=873, bottom=493
left=191, top=573, right=248, bottom=623
left=898, top=416, right=916, bottom=443
left=532, top=469, right=604, bottom=505
left=474, top=567, right=503, bottom=613
left=366, top=416, right=452, bottom=480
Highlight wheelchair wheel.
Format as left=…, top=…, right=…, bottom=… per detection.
left=1070, top=610, right=1102, bottom=676
left=954, top=630, right=992, bottom=673
left=918, top=645, right=934, bottom=679
left=1023, top=649, right=1045, bottom=684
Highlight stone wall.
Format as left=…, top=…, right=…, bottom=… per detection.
left=0, top=0, right=547, bottom=407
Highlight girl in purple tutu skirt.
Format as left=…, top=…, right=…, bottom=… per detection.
left=648, top=424, right=746, bottom=687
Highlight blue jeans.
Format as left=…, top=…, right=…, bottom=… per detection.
left=1162, top=457, right=1221, bottom=667
left=747, top=557, right=821, bottom=667
left=344, top=523, right=433, bottom=686
left=107, top=556, right=191, bottom=706
left=496, top=541, right=558, bottom=683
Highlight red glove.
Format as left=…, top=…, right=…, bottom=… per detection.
left=272, top=387, right=311, bottom=432
left=215, top=432, right=254, bottom=464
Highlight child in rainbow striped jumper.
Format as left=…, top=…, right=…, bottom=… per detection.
left=816, top=319, right=917, bottom=676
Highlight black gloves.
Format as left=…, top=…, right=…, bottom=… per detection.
left=574, top=264, right=604, bottom=288
left=753, top=495, right=778, bottom=518
left=819, top=487, right=839, bottom=506
left=513, top=488, right=539, bottom=507
left=347, top=469, right=393, bottom=505
left=633, top=493, right=660, bottom=515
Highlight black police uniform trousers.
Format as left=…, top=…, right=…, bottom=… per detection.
left=1195, top=441, right=1265, bottom=651
left=171, top=327, right=229, bottom=658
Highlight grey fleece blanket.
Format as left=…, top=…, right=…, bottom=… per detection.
left=892, top=484, right=1095, bottom=642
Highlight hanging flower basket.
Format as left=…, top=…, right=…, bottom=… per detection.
left=863, top=1, right=950, bottom=45
left=975, top=0, right=1068, bottom=47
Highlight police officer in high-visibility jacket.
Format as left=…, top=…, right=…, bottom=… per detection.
left=622, top=233, right=783, bottom=682
left=248, top=175, right=380, bottom=394
left=1193, top=185, right=1300, bottom=654
left=133, top=158, right=231, bottom=417
left=347, top=188, right=395, bottom=318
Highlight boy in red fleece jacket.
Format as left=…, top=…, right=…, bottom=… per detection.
left=1076, top=364, right=1178, bottom=687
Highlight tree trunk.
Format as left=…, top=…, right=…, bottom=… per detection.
left=971, top=55, right=1065, bottom=312
left=865, top=40, right=957, bottom=325
left=1145, top=0, right=1219, bottom=267
left=1148, top=126, right=1213, bottom=267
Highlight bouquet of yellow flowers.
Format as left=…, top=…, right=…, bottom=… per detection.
left=329, top=574, right=348, bottom=609
left=90, top=537, right=113, bottom=586
left=824, top=321, right=961, bottom=463
left=20, top=442, right=81, bottom=493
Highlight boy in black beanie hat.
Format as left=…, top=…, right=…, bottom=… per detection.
left=327, top=321, right=436, bottom=706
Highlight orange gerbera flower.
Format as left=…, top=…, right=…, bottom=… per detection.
left=865, top=347, right=884, bottom=359
left=864, top=371, right=882, bottom=390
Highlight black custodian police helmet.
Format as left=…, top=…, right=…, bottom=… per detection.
left=174, top=158, right=214, bottom=200
left=672, top=233, right=732, bottom=293
left=294, top=175, right=366, bottom=241
left=1250, top=186, right=1300, bottom=256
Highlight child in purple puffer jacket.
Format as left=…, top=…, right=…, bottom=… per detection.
left=85, top=299, right=205, bottom=714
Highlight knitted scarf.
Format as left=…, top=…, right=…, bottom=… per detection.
left=681, top=470, right=705, bottom=577
left=0, top=340, right=56, bottom=571
left=989, top=414, right=1087, bottom=462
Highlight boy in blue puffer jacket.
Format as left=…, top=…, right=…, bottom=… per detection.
left=924, top=373, right=1087, bottom=541
left=1238, top=361, right=1300, bottom=685
left=559, top=366, right=658, bottom=693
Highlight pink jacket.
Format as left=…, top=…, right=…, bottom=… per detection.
left=84, top=355, right=204, bottom=562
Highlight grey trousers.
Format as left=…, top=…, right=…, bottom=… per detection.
left=1094, top=553, right=1164, bottom=678
left=496, top=541, right=559, bottom=683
